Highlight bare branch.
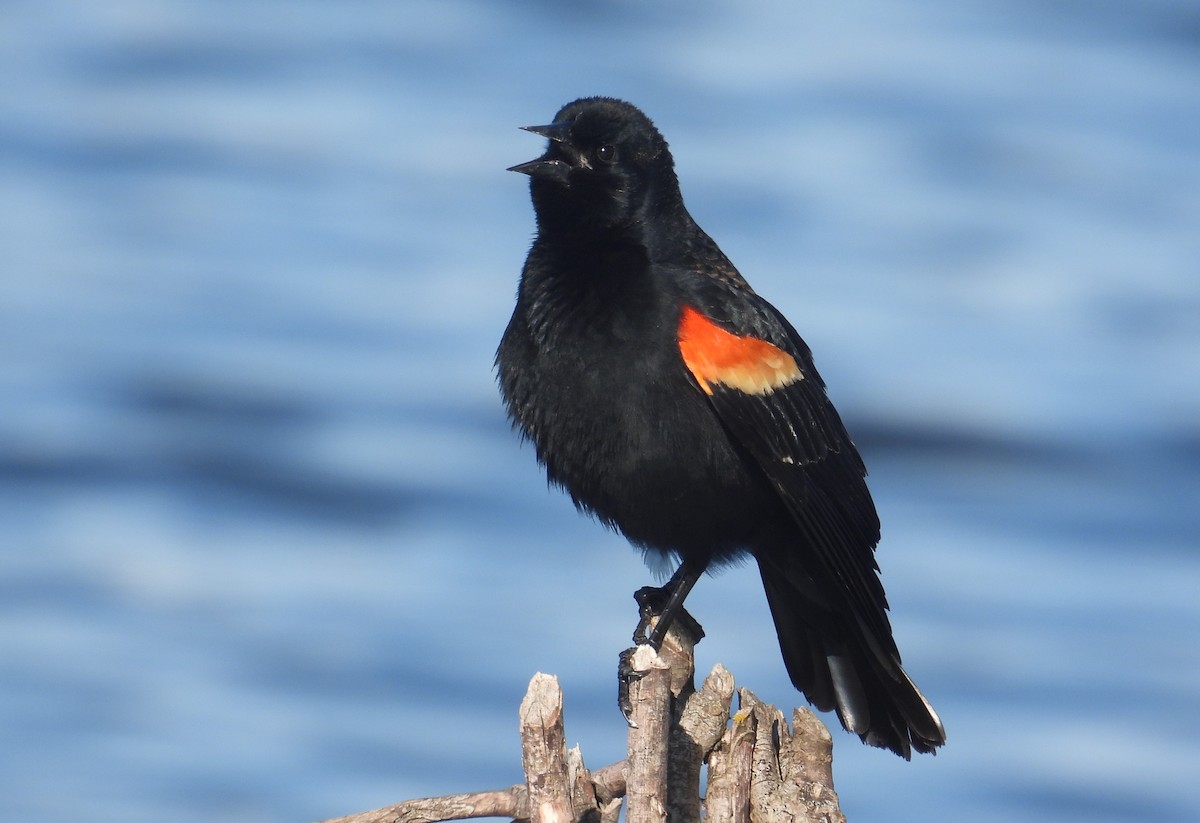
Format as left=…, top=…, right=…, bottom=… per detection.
left=625, top=645, right=672, bottom=823
left=705, top=697, right=755, bottom=823
left=317, top=605, right=842, bottom=823
left=521, top=673, right=573, bottom=823
left=669, top=664, right=735, bottom=823
left=741, top=689, right=847, bottom=823
left=316, top=786, right=526, bottom=823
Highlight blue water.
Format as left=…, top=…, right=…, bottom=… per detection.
left=2, top=2, right=1198, bottom=821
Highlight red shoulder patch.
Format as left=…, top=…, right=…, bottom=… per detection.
left=678, top=306, right=803, bottom=396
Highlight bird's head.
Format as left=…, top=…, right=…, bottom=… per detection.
left=510, top=97, right=681, bottom=234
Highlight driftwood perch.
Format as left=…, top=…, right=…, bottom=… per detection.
left=317, top=606, right=844, bottom=823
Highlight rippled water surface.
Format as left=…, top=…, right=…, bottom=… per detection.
left=2, top=2, right=1198, bottom=821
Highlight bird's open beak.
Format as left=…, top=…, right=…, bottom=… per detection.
left=508, top=120, right=574, bottom=183
left=507, top=157, right=571, bottom=182
left=519, top=121, right=571, bottom=142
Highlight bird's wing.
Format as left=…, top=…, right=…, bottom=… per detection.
left=677, top=299, right=848, bottom=467
left=675, top=292, right=895, bottom=650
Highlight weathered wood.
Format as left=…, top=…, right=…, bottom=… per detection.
left=625, top=645, right=672, bottom=823
left=742, top=689, right=847, bottom=823
left=317, top=603, right=843, bottom=823
left=588, top=760, right=628, bottom=808
left=564, top=746, right=625, bottom=823
left=669, top=664, right=735, bottom=823
left=651, top=598, right=705, bottom=823
left=315, top=761, right=629, bottom=823
left=782, top=708, right=846, bottom=823
left=316, top=787, right=526, bottom=823
left=704, top=699, right=755, bottom=823
left=520, top=673, right=573, bottom=823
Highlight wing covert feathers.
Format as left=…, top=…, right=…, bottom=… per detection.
left=678, top=306, right=803, bottom=396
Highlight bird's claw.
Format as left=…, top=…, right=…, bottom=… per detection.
left=620, top=587, right=668, bottom=726
left=617, top=645, right=647, bottom=726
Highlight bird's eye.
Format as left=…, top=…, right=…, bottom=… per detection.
left=595, top=144, right=617, bottom=164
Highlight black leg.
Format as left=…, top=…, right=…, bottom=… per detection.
left=640, top=559, right=705, bottom=650
left=618, top=558, right=707, bottom=725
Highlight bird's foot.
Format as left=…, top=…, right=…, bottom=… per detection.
left=614, top=590, right=672, bottom=724
left=618, top=586, right=670, bottom=725
left=617, top=645, right=648, bottom=726
left=633, top=584, right=705, bottom=649
left=631, top=585, right=668, bottom=647
left=618, top=584, right=707, bottom=725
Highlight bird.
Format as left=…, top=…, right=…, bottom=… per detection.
left=496, top=97, right=945, bottom=758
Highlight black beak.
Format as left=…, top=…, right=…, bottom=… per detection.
left=508, top=119, right=573, bottom=182
left=519, top=121, right=571, bottom=142
left=507, top=157, right=571, bottom=182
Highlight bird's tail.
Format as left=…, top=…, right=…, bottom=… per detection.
left=758, top=561, right=946, bottom=759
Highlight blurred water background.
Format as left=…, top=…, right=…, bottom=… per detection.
left=2, top=1, right=1199, bottom=821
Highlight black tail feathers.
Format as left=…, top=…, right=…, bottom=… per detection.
left=759, top=563, right=945, bottom=759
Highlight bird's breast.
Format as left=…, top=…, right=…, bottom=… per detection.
left=501, top=297, right=774, bottom=558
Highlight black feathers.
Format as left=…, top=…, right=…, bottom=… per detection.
left=497, top=97, right=944, bottom=758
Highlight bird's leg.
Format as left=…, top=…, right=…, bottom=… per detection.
left=618, top=558, right=706, bottom=724
left=632, top=562, right=705, bottom=649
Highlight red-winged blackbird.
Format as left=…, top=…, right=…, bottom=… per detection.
left=497, top=97, right=945, bottom=758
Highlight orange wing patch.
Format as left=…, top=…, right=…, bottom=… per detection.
left=678, top=306, right=803, bottom=396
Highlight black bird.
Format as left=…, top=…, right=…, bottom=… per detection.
left=496, top=97, right=945, bottom=758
